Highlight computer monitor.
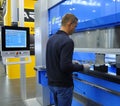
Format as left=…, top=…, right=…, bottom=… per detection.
left=1, top=26, right=30, bottom=51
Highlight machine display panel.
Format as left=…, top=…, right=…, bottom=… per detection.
left=1, top=26, right=30, bottom=51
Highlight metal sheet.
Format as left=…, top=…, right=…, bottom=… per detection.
left=71, top=27, right=120, bottom=50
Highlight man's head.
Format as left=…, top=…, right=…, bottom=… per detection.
left=60, top=13, right=78, bottom=35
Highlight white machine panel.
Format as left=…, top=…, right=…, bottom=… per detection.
left=1, top=51, right=30, bottom=57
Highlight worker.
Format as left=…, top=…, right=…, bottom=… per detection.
left=46, top=13, right=90, bottom=106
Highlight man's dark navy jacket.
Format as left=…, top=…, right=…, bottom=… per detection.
left=46, top=30, right=83, bottom=87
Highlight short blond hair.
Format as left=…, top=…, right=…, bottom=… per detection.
left=61, top=13, right=78, bottom=26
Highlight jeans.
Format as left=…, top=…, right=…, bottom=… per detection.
left=49, top=86, right=73, bottom=106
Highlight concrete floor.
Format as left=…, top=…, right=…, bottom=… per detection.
left=0, top=60, right=38, bottom=106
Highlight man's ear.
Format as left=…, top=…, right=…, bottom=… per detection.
left=67, top=21, right=72, bottom=26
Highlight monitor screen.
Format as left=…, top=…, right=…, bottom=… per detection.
left=1, top=26, right=30, bottom=51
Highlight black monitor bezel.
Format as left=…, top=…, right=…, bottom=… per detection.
left=1, top=26, right=30, bottom=51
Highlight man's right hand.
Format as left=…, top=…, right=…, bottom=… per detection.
left=83, top=64, right=90, bottom=71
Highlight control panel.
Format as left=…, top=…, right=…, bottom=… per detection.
left=1, top=51, right=30, bottom=57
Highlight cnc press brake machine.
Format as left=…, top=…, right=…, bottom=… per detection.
left=34, top=0, right=120, bottom=106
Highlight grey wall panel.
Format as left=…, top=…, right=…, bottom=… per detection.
left=48, top=0, right=63, bottom=9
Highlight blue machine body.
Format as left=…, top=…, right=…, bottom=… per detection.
left=72, top=52, right=120, bottom=106
left=48, top=0, right=120, bottom=35
left=73, top=72, right=120, bottom=106
left=37, top=52, right=120, bottom=106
